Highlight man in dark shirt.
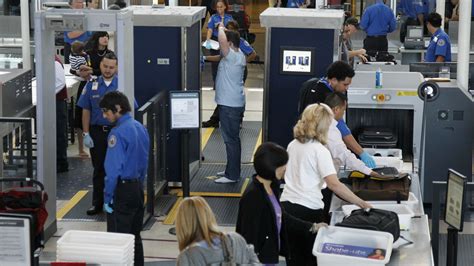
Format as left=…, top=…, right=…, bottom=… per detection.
left=298, top=61, right=376, bottom=168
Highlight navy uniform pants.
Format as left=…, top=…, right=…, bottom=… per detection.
left=107, top=180, right=145, bottom=266
left=89, top=125, right=110, bottom=208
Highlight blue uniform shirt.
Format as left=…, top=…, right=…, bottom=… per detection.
left=208, top=14, right=233, bottom=38
left=239, top=38, right=254, bottom=56
left=360, top=0, right=397, bottom=36
left=399, top=0, right=424, bottom=19
left=287, top=0, right=305, bottom=8
left=320, top=79, right=352, bottom=137
left=104, top=113, right=150, bottom=204
left=77, top=76, right=118, bottom=126
left=63, top=31, right=92, bottom=45
left=425, top=28, right=452, bottom=62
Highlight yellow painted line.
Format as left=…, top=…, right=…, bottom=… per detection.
left=240, top=178, right=250, bottom=194
left=177, top=191, right=243, bottom=198
left=201, top=127, right=215, bottom=150
left=57, top=190, right=88, bottom=220
left=163, top=197, right=183, bottom=225
left=251, top=129, right=263, bottom=162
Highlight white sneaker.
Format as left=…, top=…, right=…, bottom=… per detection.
left=214, top=177, right=238, bottom=184
left=216, top=171, right=226, bottom=177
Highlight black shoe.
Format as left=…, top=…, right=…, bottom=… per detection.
left=202, top=120, right=219, bottom=128
left=57, top=167, right=69, bottom=173
left=86, top=206, right=103, bottom=215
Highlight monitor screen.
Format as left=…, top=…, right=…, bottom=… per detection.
left=280, top=47, right=315, bottom=75
left=408, top=28, right=423, bottom=38
left=444, top=169, right=467, bottom=231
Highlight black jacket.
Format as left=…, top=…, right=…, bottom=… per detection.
left=236, top=175, right=313, bottom=264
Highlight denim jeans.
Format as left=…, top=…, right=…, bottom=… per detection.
left=219, top=105, right=245, bottom=180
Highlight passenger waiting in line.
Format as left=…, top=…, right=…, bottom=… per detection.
left=77, top=52, right=119, bottom=216
left=176, top=196, right=261, bottom=265
left=204, top=0, right=234, bottom=89
left=425, top=12, right=452, bottom=62
left=341, top=17, right=368, bottom=66
left=54, top=55, right=70, bottom=173
left=237, top=142, right=327, bottom=266
left=280, top=104, right=372, bottom=264
left=212, top=22, right=246, bottom=184
left=202, top=20, right=257, bottom=128
left=63, top=0, right=91, bottom=64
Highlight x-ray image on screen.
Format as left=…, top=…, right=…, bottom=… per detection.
left=280, top=47, right=314, bottom=74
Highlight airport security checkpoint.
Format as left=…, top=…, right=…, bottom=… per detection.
left=0, top=0, right=474, bottom=265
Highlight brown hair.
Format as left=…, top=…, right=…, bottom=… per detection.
left=175, top=196, right=223, bottom=251
left=226, top=20, right=239, bottom=31
left=71, top=41, right=85, bottom=55
left=293, top=103, right=334, bottom=145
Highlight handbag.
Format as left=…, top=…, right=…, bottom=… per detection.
left=349, top=168, right=411, bottom=202
left=336, top=208, right=400, bottom=242
left=221, top=234, right=236, bottom=266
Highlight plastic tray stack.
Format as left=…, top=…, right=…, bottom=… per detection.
left=56, top=230, right=134, bottom=265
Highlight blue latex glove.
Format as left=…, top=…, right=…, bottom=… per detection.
left=205, top=40, right=212, bottom=50
left=360, top=151, right=376, bottom=168
left=83, top=133, right=94, bottom=148
left=104, top=202, right=113, bottom=214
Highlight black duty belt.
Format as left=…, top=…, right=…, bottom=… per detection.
left=119, top=178, right=140, bottom=184
left=91, top=125, right=112, bottom=132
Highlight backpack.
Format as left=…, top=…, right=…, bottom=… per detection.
left=297, top=77, right=320, bottom=114
left=336, top=208, right=400, bottom=242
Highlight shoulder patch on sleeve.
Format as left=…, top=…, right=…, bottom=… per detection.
left=437, top=39, right=445, bottom=47
left=108, top=135, right=117, bottom=148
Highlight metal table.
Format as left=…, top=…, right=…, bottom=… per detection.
left=329, top=173, right=434, bottom=265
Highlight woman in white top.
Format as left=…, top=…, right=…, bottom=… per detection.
left=280, top=103, right=371, bottom=224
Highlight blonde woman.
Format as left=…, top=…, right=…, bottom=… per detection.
left=281, top=103, right=371, bottom=223
left=176, top=196, right=261, bottom=266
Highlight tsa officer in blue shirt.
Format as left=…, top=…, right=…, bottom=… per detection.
left=360, top=0, right=397, bottom=57
left=100, top=91, right=150, bottom=266
left=77, top=52, right=119, bottom=216
left=425, top=12, right=452, bottom=62
left=399, top=0, right=425, bottom=42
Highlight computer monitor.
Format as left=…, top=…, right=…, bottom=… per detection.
left=444, top=169, right=467, bottom=231
left=409, top=62, right=474, bottom=90
left=407, top=26, right=423, bottom=39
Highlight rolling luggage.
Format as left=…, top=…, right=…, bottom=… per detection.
left=358, top=127, right=398, bottom=148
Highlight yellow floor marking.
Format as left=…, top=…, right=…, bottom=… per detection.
left=56, top=190, right=88, bottom=220
left=201, top=127, right=215, bottom=150
left=163, top=197, right=183, bottom=225
left=251, top=129, right=262, bottom=162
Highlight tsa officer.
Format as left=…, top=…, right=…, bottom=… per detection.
left=359, top=0, right=397, bottom=57
left=77, top=52, right=119, bottom=215
left=100, top=91, right=150, bottom=266
left=425, top=12, right=452, bottom=62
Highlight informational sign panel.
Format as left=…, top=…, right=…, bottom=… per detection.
left=444, top=169, right=467, bottom=231
left=280, top=47, right=315, bottom=75
left=0, top=214, right=32, bottom=266
left=170, top=91, right=200, bottom=129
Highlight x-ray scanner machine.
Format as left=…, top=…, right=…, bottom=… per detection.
left=35, top=8, right=133, bottom=239
left=260, top=8, right=344, bottom=148
left=347, top=71, right=425, bottom=169
left=129, top=6, right=205, bottom=185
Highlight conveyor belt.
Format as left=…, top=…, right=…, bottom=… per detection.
left=177, top=163, right=253, bottom=197
left=154, top=194, right=178, bottom=217
left=202, top=121, right=261, bottom=164
left=439, top=234, right=474, bottom=265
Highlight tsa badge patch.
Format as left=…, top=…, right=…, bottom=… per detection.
left=437, top=39, right=445, bottom=47
left=108, top=135, right=117, bottom=148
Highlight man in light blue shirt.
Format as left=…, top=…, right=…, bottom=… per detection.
left=214, top=22, right=246, bottom=184
left=360, top=0, right=397, bottom=57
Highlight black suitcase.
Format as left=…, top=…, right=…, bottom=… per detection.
left=358, top=127, right=398, bottom=148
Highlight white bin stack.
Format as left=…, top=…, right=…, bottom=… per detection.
left=56, top=230, right=134, bottom=265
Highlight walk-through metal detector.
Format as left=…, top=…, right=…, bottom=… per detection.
left=35, top=8, right=133, bottom=239
left=130, top=5, right=205, bottom=186
left=260, top=8, right=344, bottom=147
